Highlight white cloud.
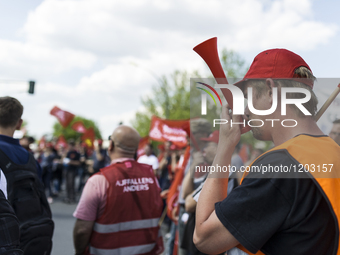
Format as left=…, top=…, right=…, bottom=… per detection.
left=0, top=39, right=96, bottom=81
left=22, top=0, right=336, bottom=57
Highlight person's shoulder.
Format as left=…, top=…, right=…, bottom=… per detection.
left=246, top=149, right=308, bottom=179
left=87, top=173, right=107, bottom=187
left=149, top=154, right=158, bottom=161
left=134, top=160, right=154, bottom=171
left=137, top=155, right=147, bottom=161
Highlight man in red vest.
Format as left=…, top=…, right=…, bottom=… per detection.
left=194, top=49, right=340, bottom=255
left=73, top=125, right=164, bottom=255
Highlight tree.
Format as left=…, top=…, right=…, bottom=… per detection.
left=132, top=70, right=193, bottom=137
left=52, top=116, right=102, bottom=142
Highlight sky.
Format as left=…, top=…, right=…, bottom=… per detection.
left=0, top=0, right=339, bottom=140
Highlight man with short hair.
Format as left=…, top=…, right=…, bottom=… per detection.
left=0, top=96, right=53, bottom=254
left=73, top=125, right=163, bottom=255
left=194, top=49, right=340, bottom=255
left=0, top=97, right=23, bottom=254
left=329, top=119, right=340, bottom=146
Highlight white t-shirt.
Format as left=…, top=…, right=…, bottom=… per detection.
left=137, top=154, right=159, bottom=170
left=0, top=169, right=8, bottom=198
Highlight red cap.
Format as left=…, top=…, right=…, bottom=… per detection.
left=236, top=49, right=313, bottom=88
left=97, top=139, right=103, bottom=145
left=201, top=130, right=219, bottom=144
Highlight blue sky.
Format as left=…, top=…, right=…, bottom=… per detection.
left=0, top=0, right=339, bottom=139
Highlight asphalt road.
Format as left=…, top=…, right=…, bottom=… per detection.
left=50, top=197, right=78, bottom=255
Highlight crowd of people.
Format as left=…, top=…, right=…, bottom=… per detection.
left=0, top=47, right=340, bottom=255
left=19, top=136, right=110, bottom=205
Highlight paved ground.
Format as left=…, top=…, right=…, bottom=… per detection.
left=50, top=195, right=78, bottom=255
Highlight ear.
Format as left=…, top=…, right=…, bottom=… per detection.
left=15, top=119, right=23, bottom=131
left=265, top=78, right=276, bottom=102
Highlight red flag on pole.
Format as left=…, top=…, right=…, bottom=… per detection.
left=72, top=121, right=87, bottom=133
left=82, top=127, right=95, bottom=148
left=148, top=116, right=189, bottom=147
left=50, top=106, right=75, bottom=128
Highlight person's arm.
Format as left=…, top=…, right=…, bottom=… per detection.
left=73, top=219, right=94, bottom=255
left=194, top=105, right=241, bottom=254
left=185, top=190, right=197, bottom=213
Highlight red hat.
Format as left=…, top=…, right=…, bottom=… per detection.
left=97, top=139, right=103, bottom=145
left=236, top=49, right=313, bottom=88
left=201, top=130, right=219, bottom=144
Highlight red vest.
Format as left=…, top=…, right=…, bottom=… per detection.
left=87, top=160, right=164, bottom=255
left=238, top=135, right=340, bottom=255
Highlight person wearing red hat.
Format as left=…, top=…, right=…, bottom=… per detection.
left=194, top=49, right=340, bottom=255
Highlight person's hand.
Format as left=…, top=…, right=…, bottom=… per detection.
left=172, top=206, right=179, bottom=222
left=219, top=104, right=241, bottom=148
left=160, top=189, right=169, bottom=199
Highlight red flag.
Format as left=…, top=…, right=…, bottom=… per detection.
left=56, top=135, right=67, bottom=149
left=50, top=106, right=75, bottom=128
left=72, top=121, right=87, bottom=133
left=137, top=136, right=150, bottom=159
left=166, top=146, right=190, bottom=221
left=148, top=116, right=189, bottom=147
left=82, top=127, right=95, bottom=148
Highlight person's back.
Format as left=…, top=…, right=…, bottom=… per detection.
left=0, top=96, right=54, bottom=255
left=88, top=160, right=163, bottom=255
left=73, top=125, right=164, bottom=255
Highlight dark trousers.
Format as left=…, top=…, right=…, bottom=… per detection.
left=66, top=168, right=77, bottom=201
left=42, top=167, right=52, bottom=197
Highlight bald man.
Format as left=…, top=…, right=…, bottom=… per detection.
left=73, top=126, right=164, bottom=255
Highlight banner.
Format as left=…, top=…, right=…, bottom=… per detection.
left=148, top=116, right=189, bottom=147
left=72, top=121, right=87, bottom=133
left=50, top=106, right=75, bottom=128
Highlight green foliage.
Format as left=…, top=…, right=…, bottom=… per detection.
left=52, top=116, right=102, bottom=142
left=132, top=70, right=192, bottom=137
left=220, top=48, right=249, bottom=78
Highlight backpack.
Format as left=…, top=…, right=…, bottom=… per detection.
left=0, top=150, right=54, bottom=255
left=0, top=187, right=23, bottom=255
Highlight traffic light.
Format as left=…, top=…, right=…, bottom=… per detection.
left=28, top=81, right=35, bottom=94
